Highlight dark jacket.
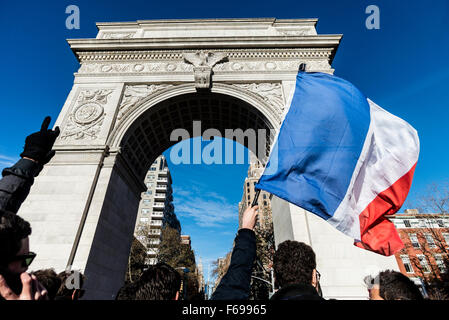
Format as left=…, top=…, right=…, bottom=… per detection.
left=0, top=158, right=40, bottom=214
left=270, top=283, right=324, bottom=300
left=211, top=228, right=256, bottom=300
left=210, top=228, right=325, bottom=301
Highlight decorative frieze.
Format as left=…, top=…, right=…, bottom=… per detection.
left=60, top=89, right=113, bottom=141
left=77, top=59, right=331, bottom=75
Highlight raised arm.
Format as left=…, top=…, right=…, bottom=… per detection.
left=211, top=205, right=258, bottom=300
left=0, top=117, right=59, bottom=213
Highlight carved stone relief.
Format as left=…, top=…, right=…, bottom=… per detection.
left=183, top=51, right=228, bottom=89
left=101, top=32, right=135, bottom=39
left=276, top=28, right=312, bottom=36
left=117, top=84, right=174, bottom=121
left=60, top=89, right=113, bottom=141
left=232, top=83, right=285, bottom=120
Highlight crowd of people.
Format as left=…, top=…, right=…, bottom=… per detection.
left=0, top=116, right=425, bottom=301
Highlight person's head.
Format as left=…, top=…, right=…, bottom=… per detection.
left=0, top=211, right=33, bottom=276
left=56, top=270, right=86, bottom=300
left=273, top=240, right=318, bottom=289
left=366, top=270, right=423, bottom=300
left=31, top=269, right=61, bottom=300
left=118, top=263, right=181, bottom=300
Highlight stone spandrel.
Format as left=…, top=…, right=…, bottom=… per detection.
left=54, top=83, right=124, bottom=146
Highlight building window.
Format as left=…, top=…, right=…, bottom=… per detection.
left=404, top=220, right=411, bottom=228
left=146, top=182, right=152, bottom=188
left=434, top=254, right=447, bottom=273
left=400, top=255, right=414, bottom=273
left=248, top=195, right=250, bottom=200
left=442, top=233, right=449, bottom=246
left=437, top=220, right=445, bottom=228
left=409, top=233, right=420, bottom=249
left=142, top=209, right=150, bottom=214
left=143, top=200, right=151, bottom=205
left=263, top=194, right=267, bottom=199
left=150, top=167, right=156, bottom=171
left=417, top=255, right=431, bottom=273
left=140, top=217, right=149, bottom=222
left=145, top=190, right=152, bottom=195
left=246, top=182, right=249, bottom=187
left=424, top=233, right=436, bottom=249
left=263, top=201, right=267, bottom=206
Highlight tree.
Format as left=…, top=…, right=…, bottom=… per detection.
left=156, top=226, right=200, bottom=300
left=416, top=181, right=449, bottom=214
left=211, top=251, right=232, bottom=288
left=125, top=237, right=147, bottom=285
left=250, top=207, right=275, bottom=300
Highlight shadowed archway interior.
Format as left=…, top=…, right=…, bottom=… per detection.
left=120, top=91, right=275, bottom=181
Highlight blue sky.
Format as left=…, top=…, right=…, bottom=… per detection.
left=1, top=1, right=448, bottom=282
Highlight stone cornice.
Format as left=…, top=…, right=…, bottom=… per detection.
left=75, top=48, right=334, bottom=62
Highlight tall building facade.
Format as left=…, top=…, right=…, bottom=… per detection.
left=195, top=257, right=206, bottom=296
left=238, top=155, right=272, bottom=229
left=388, top=209, right=449, bottom=289
left=134, top=155, right=181, bottom=265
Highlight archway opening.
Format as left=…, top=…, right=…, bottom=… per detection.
left=115, top=91, right=276, bottom=299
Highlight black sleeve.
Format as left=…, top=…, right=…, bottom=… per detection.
left=211, top=228, right=256, bottom=300
left=0, top=158, right=40, bottom=214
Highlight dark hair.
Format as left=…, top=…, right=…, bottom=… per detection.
left=31, top=269, right=62, bottom=300
left=0, top=211, right=32, bottom=267
left=56, top=270, right=86, bottom=300
left=273, top=240, right=316, bottom=287
left=375, top=270, right=423, bottom=300
left=117, top=263, right=181, bottom=300
left=116, top=281, right=140, bottom=300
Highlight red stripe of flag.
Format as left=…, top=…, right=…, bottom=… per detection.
left=354, top=163, right=417, bottom=256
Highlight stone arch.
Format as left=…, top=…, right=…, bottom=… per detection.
left=67, top=87, right=279, bottom=299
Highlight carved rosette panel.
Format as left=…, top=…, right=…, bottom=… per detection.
left=78, top=62, right=194, bottom=74
left=233, top=83, right=285, bottom=120
left=213, top=60, right=331, bottom=72
left=60, top=89, right=113, bottom=141
left=117, top=84, right=174, bottom=121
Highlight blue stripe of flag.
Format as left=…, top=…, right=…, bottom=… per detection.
left=256, top=72, right=371, bottom=220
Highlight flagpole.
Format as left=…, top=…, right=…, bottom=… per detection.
left=251, top=189, right=261, bottom=207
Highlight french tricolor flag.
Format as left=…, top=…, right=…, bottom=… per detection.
left=256, top=71, right=419, bottom=256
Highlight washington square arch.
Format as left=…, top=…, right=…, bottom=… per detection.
left=18, top=18, right=399, bottom=299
